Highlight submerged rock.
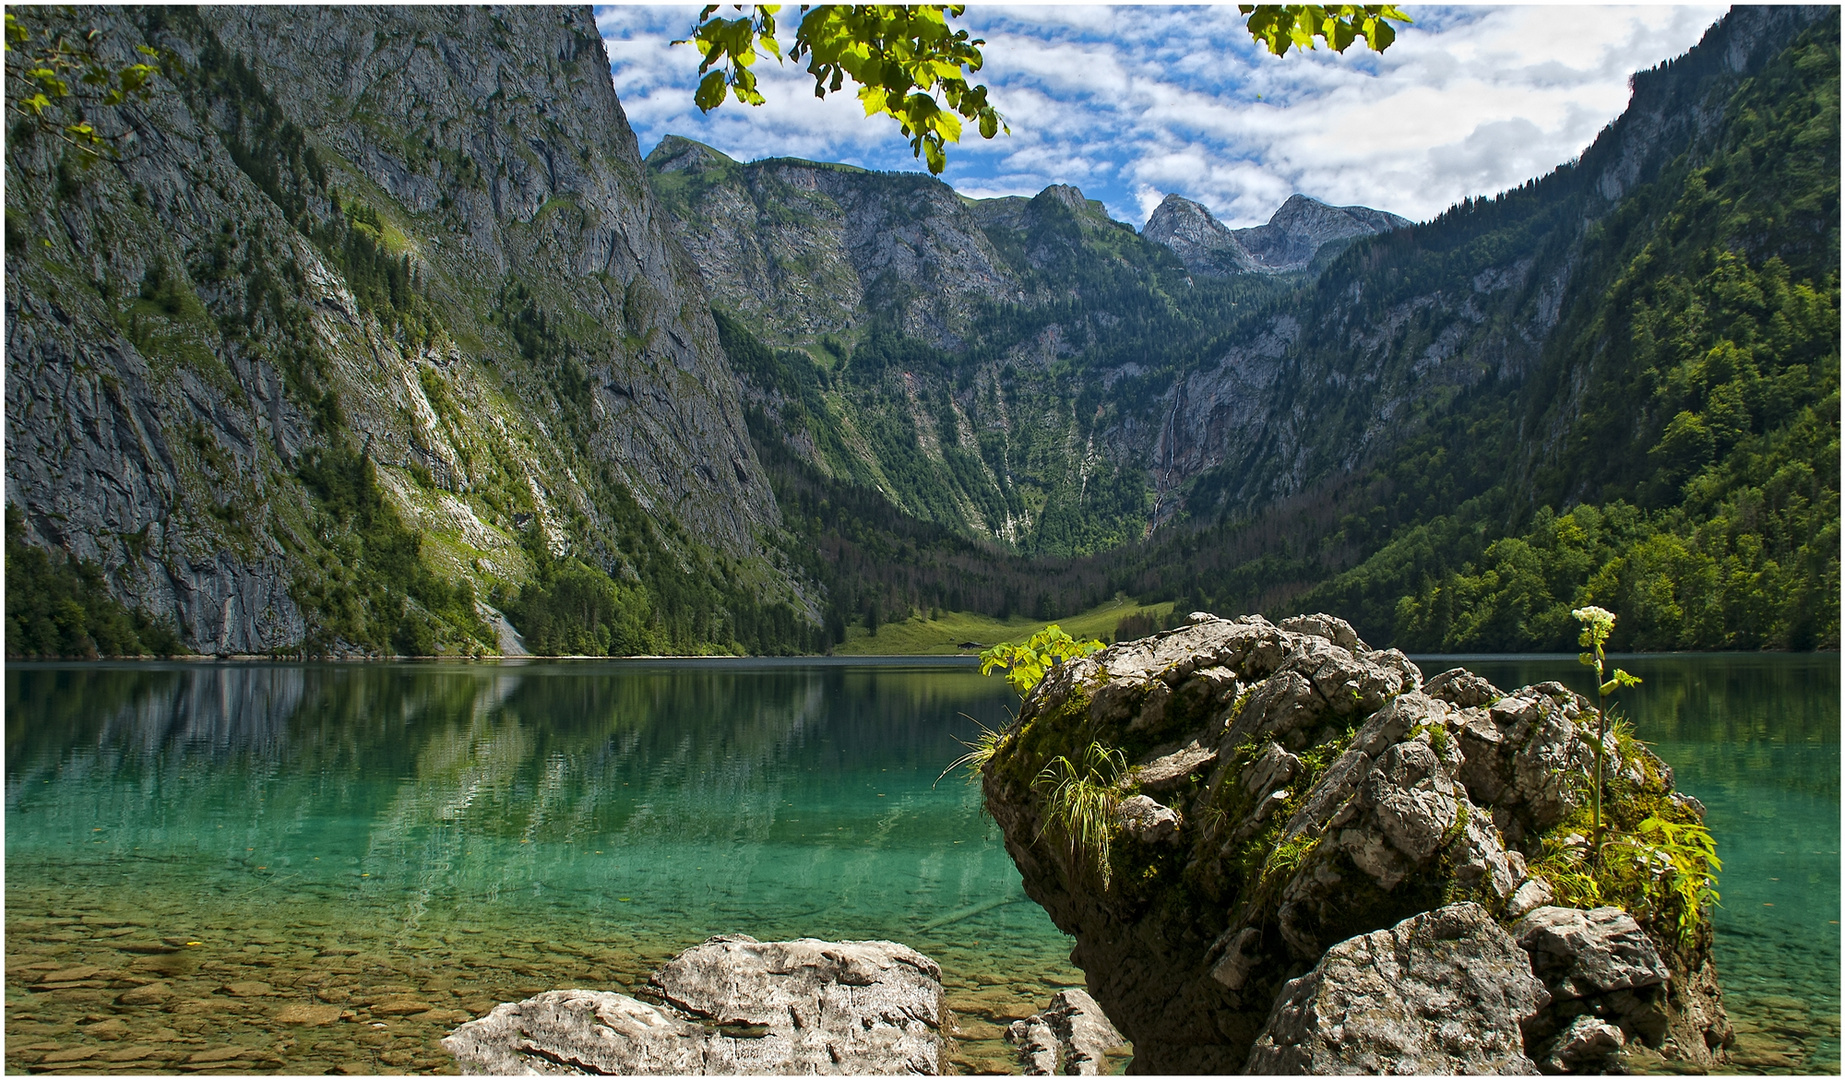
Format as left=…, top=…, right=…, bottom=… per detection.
left=442, top=935, right=944, bottom=1074
left=1243, top=902, right=1547, bottom=1074
left=980, top=612, right=1731, bottom=1073
left=1006, top=988, right=1126, bottom=1075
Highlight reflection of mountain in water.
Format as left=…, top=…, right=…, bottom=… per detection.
left=4, top=663, right=1008, bottom=912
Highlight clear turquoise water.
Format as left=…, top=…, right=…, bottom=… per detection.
left=4, top=654, right=1836, bottom=1073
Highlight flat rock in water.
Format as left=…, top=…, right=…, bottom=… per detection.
left=116, top=981, right=174, bottom=1006
left=444, top=935, right=944, bottom=1074
left=274, top=1003, right=343, bottom=1026
left=1244, top=902, right=1548, bottom=1075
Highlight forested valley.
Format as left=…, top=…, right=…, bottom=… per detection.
left=5, top=5, right=1834, bottom=658
left=705, top=10, right=1838, bottom=655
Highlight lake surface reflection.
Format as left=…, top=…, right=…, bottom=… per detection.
left=5, top=653, right=1836, bottom=1073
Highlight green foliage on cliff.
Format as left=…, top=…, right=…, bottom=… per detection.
left=291, top=447, right=494, bottom=656
left=1287, top=22, right=1840, bottom=651
left=1107, top=17, right=1839, bottom=653
left=979, top=624, right=1104, bottom=694
left=4, top=507, right=182, bottom=658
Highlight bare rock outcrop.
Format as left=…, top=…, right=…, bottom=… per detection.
left=442, top=935, right=944, bottom=1075
left=980, top=613, right=1730, bottom=1073
left=1006, top=988, right=1126, bottom=1075
left=1243, top=902, right=1547, bottom=1074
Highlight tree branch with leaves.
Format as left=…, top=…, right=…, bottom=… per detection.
left=4, top=9, right=163, bottom=166
left=680, top=3, right=1410, bottom=175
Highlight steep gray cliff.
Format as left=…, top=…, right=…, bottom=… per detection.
left=647, top=135, right=1024, bottom=351
left=6, top=6, right=793, bottom=654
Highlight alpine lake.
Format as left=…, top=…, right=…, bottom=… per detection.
left=5, top=653, right=1836, bottom=1074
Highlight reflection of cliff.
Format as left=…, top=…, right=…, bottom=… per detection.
left=4, top=664, right=1009, bottom=895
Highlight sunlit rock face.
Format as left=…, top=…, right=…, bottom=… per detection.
left=6, top=6, right=784, bottom=654
left=443, top=935, right=945, bottom=1075
left=981, top=612, right=1730, bottom=1074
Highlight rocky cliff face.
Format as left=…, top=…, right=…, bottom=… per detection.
left=1139, top=3, right=1833, bottom=523
left=1141, top=192, right=1408, bottom=277
left=6, top=6, right=789, bottom=653
left=980, top=614, right=1730, bottom=1073
left=650, top=142, right=1193, bottom=554
left=646, top=135, right=1026, bottom=351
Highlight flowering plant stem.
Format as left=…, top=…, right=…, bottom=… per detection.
left=1573, top=605, right=1640, bottom=849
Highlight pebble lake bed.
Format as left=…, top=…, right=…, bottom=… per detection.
left=4, top=654, right=1835, bottom=1074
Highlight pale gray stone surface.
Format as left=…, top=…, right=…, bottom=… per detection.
left=1005, top=988, right=1126, bottom=1075
left=1513, top=906, right=1672, bottom=1000
left=443, top=935, right=944, bottom=1075
left=1244, top=903, right=1548, bottom=1075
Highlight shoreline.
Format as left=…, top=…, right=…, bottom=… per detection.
left=5, top=648, right=1835, bottom=664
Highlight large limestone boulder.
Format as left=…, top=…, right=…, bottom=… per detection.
left=442, top=935, right=944, bottom=1074
left=1243, top=902, right=1548, bottom=1074
left=980, top=612, right=1730, bottom=1073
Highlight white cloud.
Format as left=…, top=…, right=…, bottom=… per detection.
left=596, top=4, right=1729, bottom=228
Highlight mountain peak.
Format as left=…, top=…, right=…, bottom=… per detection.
left=1142, top=192, right=1408, bottom=276
left=645, top=134, right=737, bottom=174
left=1034, top=183, right=1096, bottom=216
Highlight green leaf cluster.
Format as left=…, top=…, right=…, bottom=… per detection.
left=1608, top=816, right=1723, bottom=946
left=980, top=624, right=1104, bottom=695
left=683, top=4, right=1005, bottom=174
left=5, top=10, right=163, bottom=165
left=1239, top=4, right=1410, bottom=56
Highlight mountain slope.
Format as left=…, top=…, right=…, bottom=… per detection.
left=661, top=3, right=1836, bottom=653
left=647, top=142, right=1403, bottom=554
left=1128, top=4, right=1839, bottom=651
left=5, top=5, right=813, bottom=656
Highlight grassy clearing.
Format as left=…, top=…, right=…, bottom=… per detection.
left=834, top=595, right=1175, bottom=656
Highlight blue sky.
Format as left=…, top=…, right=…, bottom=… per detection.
left=596, top=5, right=1727, bottom=228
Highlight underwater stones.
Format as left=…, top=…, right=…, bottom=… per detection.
left=1006, top=988, right=1126, bottom=1075
left=1245, top=903, right=1547, bottom=1075
left=115, top=981, right=174, bottom=1006
left=274, top=1003, right=343, bottom=1026
left=444, top=935, right=945, bottom=1075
